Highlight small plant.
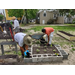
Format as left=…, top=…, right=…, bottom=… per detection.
left=36, top=49, right=40, bottom=52
left=38, top=46, right=40, bottom=48
left=71, top=45, right=73, bottom=47
left=50, top=44, right=52, bottom=47
left=44, top=46, right=47, bottom=47
left=72, top=48, right=75, bottom=51
left=53, top=49, right=56, bottom=52
left=44, top=49, right=47, bottom=52
left=36, top=41, right=40, bottom=44
left=45, top=43, right=46, bottom=45
left=55, top=53, right=58, bottom=56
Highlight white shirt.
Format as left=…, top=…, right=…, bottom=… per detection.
left=13, top=19, right=19, bottom=29
left=14, top=32, right=26, bottom=47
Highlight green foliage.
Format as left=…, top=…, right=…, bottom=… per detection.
left=44, top=46, right=47, bottom=47
left=53, top=49, right=56, bottom=52
left=8, top=9, right=24, bottom=19
left=50, top=44, right=52, bottom=47
left=18, top=51, right=21, bottom=56
left=55, top=53, right=58, bottom=56
left=44, top=49, right=47, bottom=52
left=25, top=9, right=38, bottom=20
left=72, top=19, right=75, bottom=24
left=38, top=46, right=40, bottom=48
left=72, top=48, right=75, bottom=51
left=59, top=9, right=75, bottom=16
left=0, top=14, right=4, bottom=21
left=47, top=19, right=54, bottom=24
left=71, top=45, right=74, bottom=47
left=36, top=41, right=40, bottom=44
left=36, top=49, right=40, bottom=52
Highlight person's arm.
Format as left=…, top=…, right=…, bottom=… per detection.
left=13, top=20, right=16, bottom=29
left=17, top=44, right=25, bottom=53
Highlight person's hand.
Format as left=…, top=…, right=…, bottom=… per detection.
left=46, top=43, right=49, bottom=45
left=24, top=50, right=29, bottom=56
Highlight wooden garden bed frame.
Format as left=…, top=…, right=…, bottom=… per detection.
left=57, top=31, right=75, bottom=41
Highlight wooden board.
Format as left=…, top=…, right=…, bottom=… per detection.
left=57, top=31, right=75, bottom=41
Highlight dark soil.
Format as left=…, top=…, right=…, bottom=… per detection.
left=0, top=55, right=18, bottom=59
left=32, top=44, right=59, bottom=54
left=59, top=31, right=74, bottom=36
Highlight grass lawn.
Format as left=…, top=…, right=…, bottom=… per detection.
left=28, top=25, right=75, bottom=33
left=64, top=24, right=75, bottom=26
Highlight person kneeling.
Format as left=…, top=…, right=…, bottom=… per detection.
left=14, top=32, right=32, bottom=58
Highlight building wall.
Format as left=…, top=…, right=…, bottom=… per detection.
left=56, top=16, right=64, bottom=24
left=40, top=11, right=53, bottom=24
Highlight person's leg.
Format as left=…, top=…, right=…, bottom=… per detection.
left=49, top=31, right=54, bottom=44
left=45, top=34, right=48, bottom=42
left=20, top=44, right=25, bottom=58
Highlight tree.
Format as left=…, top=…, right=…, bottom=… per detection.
left=25, top=9, right=38, bottom=24
left=59, top=9, right=75, bottom=16
left=8, top=9, right=24, bottom=21
left=0, top=14, right=4, bottom=22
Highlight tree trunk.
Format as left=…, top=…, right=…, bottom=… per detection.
left=25, top=9, right=28, bottom=24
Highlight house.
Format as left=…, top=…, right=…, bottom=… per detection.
left=36, top=9, right=64, bottom=24
left=64, top=13, right=73, bottom=24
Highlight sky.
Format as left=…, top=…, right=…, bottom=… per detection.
left=0, top=9, right=5, bottom=17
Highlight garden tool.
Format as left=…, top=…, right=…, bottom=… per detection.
left=9, top=27, right=14, bottom=41
left=0, top=26, right=3, bottom=32
left=30, top=33, right=48, bottom=45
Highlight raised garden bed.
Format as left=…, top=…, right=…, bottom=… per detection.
left=57, top=31, right=75, bottom=41
left=0, top=55, right=19, bottom=64
left=24, top=44, right=63, bottom=63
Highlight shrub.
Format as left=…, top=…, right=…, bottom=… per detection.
left=0, top=14, right=4, bottom=21
left=72, top=19, right=75, bottom=24
left=47, top=19, right=54, bottom=24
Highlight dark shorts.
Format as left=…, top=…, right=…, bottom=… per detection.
left=13, top=27, right=20, bottom=33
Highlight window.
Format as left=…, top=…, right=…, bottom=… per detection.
left=54, top=14, right=56, bottom=18
left=44, top=13, right=46, bottom=17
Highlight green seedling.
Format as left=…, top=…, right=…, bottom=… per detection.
left=38, top=46, right=40, bottom=48
left=72, top=48, right=75, bottom=51
left=53, top=49, right=56, bottom=52
left=71, top=45, right=74, bottom=47
left=44, top=46, right=47, bottom=47
left=44, top=49, right=47, bottom=52
left=50, top=44, right=52, bottom=47
left=36, top=49, right=40, bottom=52
left=55, top=53, right=58, bottom=56
left=45, top=43, right=46, bottom=45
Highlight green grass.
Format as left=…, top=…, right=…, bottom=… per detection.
left=64, top=24, right=75, bottom=26
left=20, top=24, right=25, bottom=27
left=28, top=26, right=75, bottom=32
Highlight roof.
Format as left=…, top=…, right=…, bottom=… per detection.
left=38, top=9, right=59, bottom=14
